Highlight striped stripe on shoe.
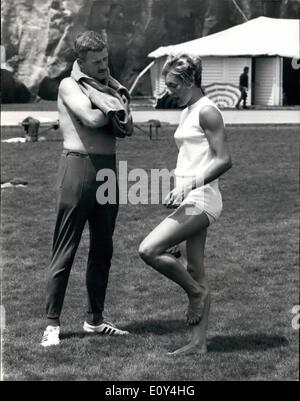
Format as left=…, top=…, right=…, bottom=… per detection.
left=83, top=321, right=129, bottom=335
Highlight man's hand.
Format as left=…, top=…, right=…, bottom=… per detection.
left=59, top=78, right=109, bottom=128
left=85, top=83, right=124, bottom=112
left=121, top=94, right=130, bottom=112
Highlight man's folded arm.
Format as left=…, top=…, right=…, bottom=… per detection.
left=59, top=78, right=109, bottom=128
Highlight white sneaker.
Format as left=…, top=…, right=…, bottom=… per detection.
left=41, top=325, right=60, bottom=347
left=83, top=321, right=129, bottom=336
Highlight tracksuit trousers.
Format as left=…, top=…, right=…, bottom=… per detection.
left=46, top=150, right=118, bottom=326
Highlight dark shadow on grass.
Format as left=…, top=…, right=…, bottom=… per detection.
left=60, top=319, right=186, bottom=339
left=60, top=319, right=185, bottom=339
left=122, top=319, right=186, bottom=335
left=60, top=331, right=97, bottom=340
left=208, top=334, right=289, bottom=353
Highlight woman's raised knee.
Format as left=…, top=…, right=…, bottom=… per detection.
left=138, top=241, right=158, bottom=265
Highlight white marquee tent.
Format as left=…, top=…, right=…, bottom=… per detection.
left=148, top=17, right=300, bottom=107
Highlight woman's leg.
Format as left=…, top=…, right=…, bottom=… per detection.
left=169, top=229, right=210, bottom=355
left=139, top=204, right=210, bottom=322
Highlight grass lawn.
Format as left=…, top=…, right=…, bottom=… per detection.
left=0, top=125, right=299, bottom=381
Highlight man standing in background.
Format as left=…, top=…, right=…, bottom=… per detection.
left=236, top=66, right=249, bottom=109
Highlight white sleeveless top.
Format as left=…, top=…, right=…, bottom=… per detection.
left=174, top=96, right=224, bottom=188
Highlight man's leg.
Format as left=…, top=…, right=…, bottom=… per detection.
left=45, top=206, right=87, bottom=326
left=85, top=202, right=118, bottom=325
left=242, top=88, right=248, bottom=108
left=83, top=200, right=129, bottom=335
left=45, top=153, right=89, bottom=327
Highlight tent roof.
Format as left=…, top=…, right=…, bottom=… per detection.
left=148, top=17, right=300, bottom=59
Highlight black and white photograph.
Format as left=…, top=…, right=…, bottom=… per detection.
left=0, top=0, right=299, bottom=384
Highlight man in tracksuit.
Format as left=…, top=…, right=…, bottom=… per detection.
left=41, top=31, right=129, bottom=346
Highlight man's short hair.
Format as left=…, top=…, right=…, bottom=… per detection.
left=74, top=31, right=107, bottom=60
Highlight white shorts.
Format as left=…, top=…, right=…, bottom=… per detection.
left=176, top=177, right=223, bottom=225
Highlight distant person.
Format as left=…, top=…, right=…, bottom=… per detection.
left=41, top=31, right=132, bottom=346
left=139, top=54, right=232, bottom=355
left=21, top=116, right=40, bottom=142
left=236, top=66, right=249, bottom=109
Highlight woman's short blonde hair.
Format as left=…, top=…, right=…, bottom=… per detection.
left=162, top=53, right=202, bottom=88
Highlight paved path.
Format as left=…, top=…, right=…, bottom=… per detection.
left=1, top=109, right=299, bottom=126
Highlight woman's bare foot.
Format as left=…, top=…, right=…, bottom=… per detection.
left=186, top=288, right=208, bottom=325
left=168, top=293, right=210, bottom=356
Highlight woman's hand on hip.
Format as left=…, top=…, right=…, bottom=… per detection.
left=164, top=186, right=189, bottom=209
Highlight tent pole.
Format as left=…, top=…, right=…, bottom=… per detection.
left=129, top=61, right=155, bottom=95
left=230, top=0, right=248, bottom=22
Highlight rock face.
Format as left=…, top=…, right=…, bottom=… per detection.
left=1, top=0, right=299, bottom=101
left=0, top=69, right=32, bottom=103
